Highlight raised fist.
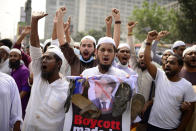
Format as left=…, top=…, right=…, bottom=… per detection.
left=112, top=8, right=120, bottom=21
left=105, top=16, right=112, bottom=25
left=156, top=31, right=169, bottom=41
left=147, top=30, right=158, bottom=43
left=127, top=21, right=137, bottom=32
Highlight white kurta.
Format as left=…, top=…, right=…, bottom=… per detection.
left=0, top=72, right=22, bottom=131
left=22, top=46, right=69, bottom=131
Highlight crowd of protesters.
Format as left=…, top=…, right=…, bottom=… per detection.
left=0, top=6, right=196, bottom=131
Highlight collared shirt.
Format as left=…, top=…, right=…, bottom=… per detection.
left=0, top=72, right=22, bottom=131
left=0, top=59, right=11, bottom=75
left=22, top=46, right=69, bottom=131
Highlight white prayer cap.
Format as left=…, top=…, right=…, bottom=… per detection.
left=81, top=35, right=96, bottom=45
left=138, top=48, right=154, bottom=58
left=183, top=46, right=196, bottom=57
left=43, top=39, right=51, bottom=47
left=74, top=42, right=80, bottom=47
left=97, top=37, right=116, bottom=48
left=172, top=41, right=186, bottom=49
left=10, top=48, right=21, bottom=55
left=46, top=45, right=64, bottom=61
left=117, top=43, right=130, bottom=50
left=0, top=46, right=10, bottom=54
left=40, top=43, right=44, bottom=48
left=192, top=45, right=196, bottom=49
left=163, top=49, right=174, bottom=55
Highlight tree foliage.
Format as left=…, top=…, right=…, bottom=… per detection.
left=176, top=0, right=196, bottom=43
left=130, top=1, right=178, bottom=43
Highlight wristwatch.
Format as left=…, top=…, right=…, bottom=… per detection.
left=146, top=42, right=151, bottom=46
left=115, top=20, right=121, bottom=24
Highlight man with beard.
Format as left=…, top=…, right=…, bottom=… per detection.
left=57, top=7, right=121, bottom=76
left=116, top=43, right=136, bottom=76
left=144, top=30, right=196, bottom=131
left=161, top=49, right=174, bottom=70
left=63, top=36, right=131, bottom=131
left=9, top=48, right=30, bottom=118
left=128, top=22, right=156, bottom=102
left=22, top=11, right=69, bottom=131
left=180, top=46, right=196, bottom=131
left=0, top=46, right=11, bottom=74
left=172, top=40, right=186, bottom=57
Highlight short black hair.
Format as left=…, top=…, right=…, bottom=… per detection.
left=0, top=39, right=13, bottom=49
left=170, top=54, right=183, bottom=66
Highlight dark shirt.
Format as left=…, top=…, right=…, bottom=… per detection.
left=179, top=68, right=196, bottom=85
left=60, top=43, right=97, bottom=76
left=11, top=64, right=30, bottom=117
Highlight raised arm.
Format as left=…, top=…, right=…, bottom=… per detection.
left=112, top=8, right=121, bottom=48
left=152, top=31, right=169, bottom=65
left=64, top=16, right=71, bottom=43
left=15, top=26, right=31, bottom=46
left=144, top=30, right=158, bottom=79
left=105, top=16, right=112, bottom=37
left=30, top=12, right=48, bottom=47
left=52, top=11, right=58, bottom=40
left=127, top=22, right=138, bottom=70
left=57, top=7, right=66, bottom=45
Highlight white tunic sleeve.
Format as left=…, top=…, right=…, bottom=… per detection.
left=9, top=77, right=23, bottom=128
left=30, top=46, right=42, bottom=75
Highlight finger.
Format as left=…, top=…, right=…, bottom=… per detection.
left=43, top=13, right=48, bottom=17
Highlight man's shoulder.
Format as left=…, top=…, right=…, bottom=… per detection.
left=110, top=66, right=128, bottom=77
left=18, top=64, right=29, bottom=73
left=82, top=66, right=98, bottom=76
left=0, top=72, right=15, bottom=84
left=179, top=77, right=192, bottom=87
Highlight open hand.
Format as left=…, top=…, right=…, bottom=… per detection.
left=22, top=26, right=31, bottom=35
left=32, top=11, right=48, bottom=21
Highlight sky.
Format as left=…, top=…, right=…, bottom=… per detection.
left=0, top=0, right=46, bottom=40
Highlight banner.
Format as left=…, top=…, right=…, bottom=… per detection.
left=67, top=74, right=137, bottom=131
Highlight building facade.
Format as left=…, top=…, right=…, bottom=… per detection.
left=44, top=0, right=177, bottom=41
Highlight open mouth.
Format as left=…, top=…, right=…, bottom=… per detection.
left=103, top=57, right=109, bottom=63
left=122, top=57, right=128, bottom=61
left=83, top=51, right=89, bottom=58
left=41, top=65, right=47, bottom=70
